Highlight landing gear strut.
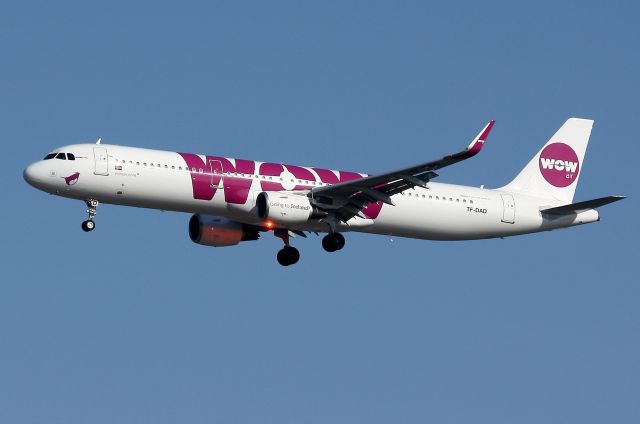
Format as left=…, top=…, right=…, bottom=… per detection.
left=274, top=229, right=300, bottom=266
left=81, top=199, right=99, bottom=232
left=322, top=232, right=345, bottom=252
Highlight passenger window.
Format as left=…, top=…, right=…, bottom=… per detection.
left=470, top=200, right=474, bottom=204
left=67, top=153, right=76, bottom=160
left=199, top=168, right=203, bottom=173
left=171, top=166, right=175, bottom=169
left=56, top=153, right=67, bottom=160
left=192, top=167, right=196, bottom=172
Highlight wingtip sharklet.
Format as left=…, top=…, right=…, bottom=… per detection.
left=477, top=119, right=495, bottom=142
left=456, top=120, right=495, bottom=160
left=468, top=119, right=495, bottom=148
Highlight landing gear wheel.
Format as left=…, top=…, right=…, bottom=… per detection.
left=82, top=199, right=99, bottom=232
left=322, top=232, right=345, bottom=252
left=277, top=246, right=300, bottom=266
left=81, top=220, right=95, bottom=232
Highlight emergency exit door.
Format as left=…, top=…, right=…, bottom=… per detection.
left=501, top=194, right=515, bottom=224
left=93, top=147, right=109, bottom=175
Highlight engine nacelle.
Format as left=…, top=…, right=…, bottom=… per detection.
left=188, top=215, right=259, bottom=247
left=256, top=192, right=326, bottom=225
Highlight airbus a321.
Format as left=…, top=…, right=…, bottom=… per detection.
left=24, top=118, right=624, bottom=266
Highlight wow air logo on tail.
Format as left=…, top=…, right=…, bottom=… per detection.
left=538, top=143, right=579, bottom=187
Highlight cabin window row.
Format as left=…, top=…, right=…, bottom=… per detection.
left=110, top=157, right=474, bottom=202
left=111, top=157, right=330, bottom=186
left=401, top=191, right=474, bottom=204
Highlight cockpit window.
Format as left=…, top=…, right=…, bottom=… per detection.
left=55, top=153, right=67, bottom=160
left=43, top=153, right=56, bottom=160
left=67, top=153, right=75, bottom=160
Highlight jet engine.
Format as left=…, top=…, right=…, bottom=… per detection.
left=256, top=192, right=326, bottom=225
left=188, top=215, right=259, bottom=247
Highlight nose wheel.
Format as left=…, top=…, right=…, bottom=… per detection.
left=81, top=219, right=95, bottom=232
left=322, top=232, right=345, bottom=252
left=81, top=199, right=99, bottom=232
left=274, top=229, right=300, bottom=266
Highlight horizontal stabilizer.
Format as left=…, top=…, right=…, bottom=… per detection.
left=540, top=195, right=625, bottom=215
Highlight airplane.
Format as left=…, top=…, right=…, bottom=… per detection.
left=23, top=118, right=624, bottom=266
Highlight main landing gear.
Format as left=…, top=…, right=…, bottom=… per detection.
left=272, top=230, right=347, bottom=266
left=81, top=199, right=99, bottom=232
left=274, top=229, right=300, bottom=266
left=322, top=232, right=345, bottom=252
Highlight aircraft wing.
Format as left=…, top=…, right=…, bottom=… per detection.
left=310, top=120, right=495, bottom=222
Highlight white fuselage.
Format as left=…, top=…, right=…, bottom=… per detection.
left=24, top=143, right=599, bottom=240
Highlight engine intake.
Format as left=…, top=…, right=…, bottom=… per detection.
left=188, top=215, right=259, bottom=247
left=256, top=192, right=326, bottom=225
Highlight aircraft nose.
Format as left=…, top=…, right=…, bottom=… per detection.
left=23, top=162, right=41, bottom=187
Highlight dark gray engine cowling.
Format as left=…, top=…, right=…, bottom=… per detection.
left=189, top=215, right=259, bottom=247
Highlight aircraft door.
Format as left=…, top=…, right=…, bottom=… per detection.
left=501, top=194, right=515, bottom=224
left=209, top=159, right=223, bottom=188
left=93, top=147, right=109, bottom=175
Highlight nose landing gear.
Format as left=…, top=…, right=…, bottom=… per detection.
left=81, top=220, right=95, bottom=232
left=274, top=229, right=300, bottom=266
left=322, top=232, right=345, bottom=252
left=81, top=199, right=99, bottom=232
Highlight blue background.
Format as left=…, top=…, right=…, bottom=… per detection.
left=2, top=1, right=638, bottom=423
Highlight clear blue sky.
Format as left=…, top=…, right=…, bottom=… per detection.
left=1, top=1, right=638, bottom=423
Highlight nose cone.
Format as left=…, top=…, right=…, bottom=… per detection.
left=23, top=163, right=39, bottom=186
left=23, top=162, right=47, bottom=190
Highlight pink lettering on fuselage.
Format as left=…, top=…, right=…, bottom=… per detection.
left=178, top=153, right=255, bottom=204
left=179, top=153, right=384, bottom=219
left=312, top=167, right=360, bottom=184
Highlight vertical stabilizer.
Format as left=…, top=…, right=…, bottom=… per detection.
left=500, top=118, right=593, bottom=203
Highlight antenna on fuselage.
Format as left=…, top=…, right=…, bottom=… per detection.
left=96, top=138, right=102, bottom=145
